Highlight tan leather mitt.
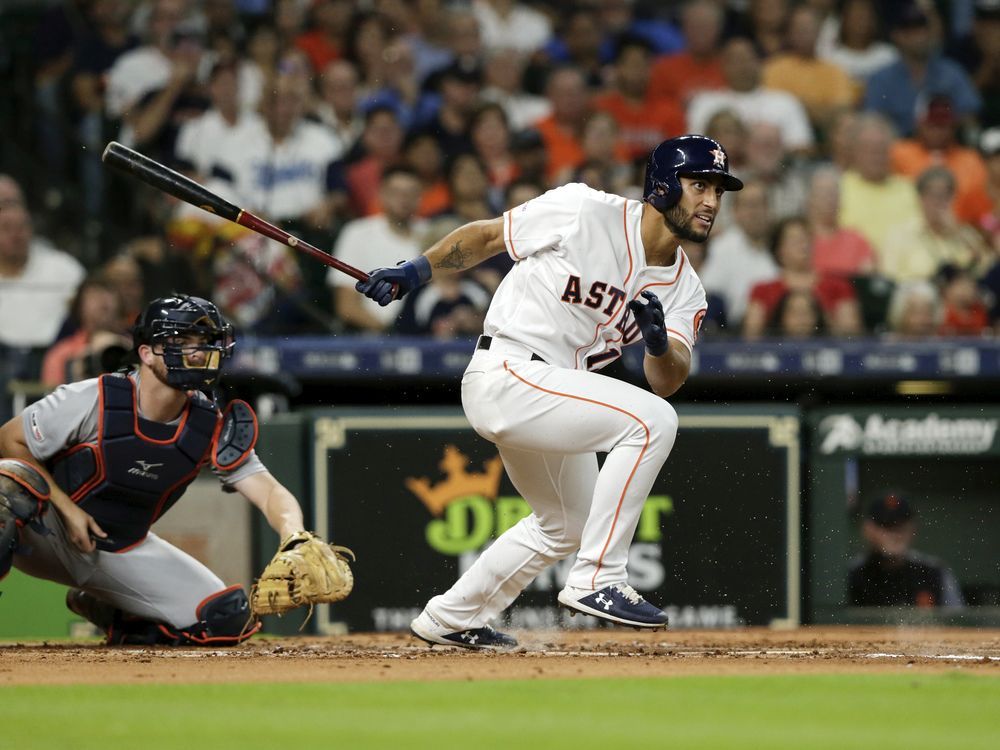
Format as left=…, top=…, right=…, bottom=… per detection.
left=250, top=531, right=355, bottom=617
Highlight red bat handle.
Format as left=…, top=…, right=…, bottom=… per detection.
left=235, top=211, right=369, bottom=282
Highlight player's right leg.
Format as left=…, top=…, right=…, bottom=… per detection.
left=412, top=448, right=597, bottom=649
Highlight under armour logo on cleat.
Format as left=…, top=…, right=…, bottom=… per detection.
left=596, top=594, right=613, bottom=611
left=460, top=632, right=479, bottom=644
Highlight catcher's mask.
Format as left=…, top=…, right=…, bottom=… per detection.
left=643, top=135, right=743, bottom=212
left=132, top=294, right=234, bottom=390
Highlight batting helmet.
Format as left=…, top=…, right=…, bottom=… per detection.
left=132, top=294, right=235, bottom=390
left=643, top=135, right=743, bottom=212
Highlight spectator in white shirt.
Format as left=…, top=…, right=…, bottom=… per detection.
left=472, top=0, right=552, bottom=54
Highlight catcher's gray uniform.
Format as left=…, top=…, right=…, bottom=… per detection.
left=13, top=373, right=264, bottom=628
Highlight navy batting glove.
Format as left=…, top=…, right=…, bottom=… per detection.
left=355, top=256, right=432, bottom=307
left=628, top=290, right=669, bottom=357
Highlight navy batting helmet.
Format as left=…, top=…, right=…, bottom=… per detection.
left=644, top=135, right=743, bottom=212
left=132, top=295, right=235, bottom=390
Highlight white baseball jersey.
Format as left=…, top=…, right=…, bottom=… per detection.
left=222, top=120, right=345, bottom=222
left=488, top=183, right=708, bottom=369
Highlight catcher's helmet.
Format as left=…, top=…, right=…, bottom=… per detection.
left=132, top=294, right=234, bottom=390
left=643, top=135, right=743, bottom=212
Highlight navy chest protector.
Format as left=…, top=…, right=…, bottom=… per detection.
left=50, top=375, right=220, bottom=552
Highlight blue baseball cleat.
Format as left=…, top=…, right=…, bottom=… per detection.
left=558, top=583, right=669, bottom=628
left=409, top=609, right=518, bottom=650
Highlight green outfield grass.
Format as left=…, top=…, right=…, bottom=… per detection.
left=6, top=673, right=999, bottom=749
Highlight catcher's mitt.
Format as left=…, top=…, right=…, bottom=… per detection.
left=250, top=531, right=355, bottom=617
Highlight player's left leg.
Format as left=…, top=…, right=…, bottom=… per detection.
left=75, top=533, right=258, bottom=646
left=414, top=448, right=597, bottom=646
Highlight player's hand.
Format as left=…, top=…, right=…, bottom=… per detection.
left=355, top=256, right=432, bottom=306
left=60, top=504, right=107, bottom=553
left=628, top=290, right=669, bottom=357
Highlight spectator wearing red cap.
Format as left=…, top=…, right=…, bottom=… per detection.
left=890, top=95, right=989, bottom=224
left=848, top=492, right=964, bottom=608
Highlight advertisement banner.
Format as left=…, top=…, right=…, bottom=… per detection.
left=311, top=407, right=800, bottom=633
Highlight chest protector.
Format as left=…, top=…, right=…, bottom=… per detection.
left=50, top=374, right=219, bottom=552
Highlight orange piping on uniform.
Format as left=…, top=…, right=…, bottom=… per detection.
left=503, top=361, right=649, bottom=589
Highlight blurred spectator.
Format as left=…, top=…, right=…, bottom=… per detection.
left=314, top=60, right=364, bottom=153
left=226, top=74, right=345, bottom=231
left=241, top=23, right=281, bottom=111
left=562, top=112, right=637, bottom=197
left=885, top=280, right=942, bottom=338
left=344, top=11, right=393, bottom=95
left=743, top=217, right=862, bottom=338
left=345, top=106, right=404, bottom=216
left=936, top=263, right=991, bottom=335
left=848, top=492, right=964, bottom=607
left=106, top=0, right=211, bottom=161
left=593, top=0, right=685, bottom=60
left=764, top=288, right=828, bottom=338
left=438, top=6, right=485, bottom=73
left=741, top=122, right=808, bottom=222
left=328, top=166, right=426, bottom=333
left=402, top=132, right=450, bottom=218
left=404, top=0, right=455, bottom=85
left=70, top=0, right=136, bottom=221
left=839, top=114, right=921, bottom=262
left=174, top=61, right=266, bottom=179
left=963, top=127, right=1000, bottom=248
left=469, top=102, right=519, bottom=191
left=687, top=37, right=815, bottom=155
left=591, top=36, right=685, bottom=162
left=394, top=218, right=491, bottom=338
left=472, top=0, right=552, bottom=55
left=826, top=107, right=859, bottom=172
left=41, top=276, right=127, bottom=387
left=684, top=241, right=728, bottom=335
left=359, top=36, right=431, bottom=131
left=0, top=201, right=85, bottom=348
left=947, top=0, right=1000, bottom=129
left=101, top=253, right=146, bottom=327
left=273, top=0, right=309, bottom=50
left=890, top=95, right=989, bottom=225
left=806, top=166, right=877, bottom=277
left=699, top=180, right=778, bottom=328
left=816, top=0, right=898, bottom=84
left=509, top=128, right=549, bottom=186
left=295, top=0, right=352, bottom=74
left=762, top=4, right=856, bottom=133
left=704, top=109, right=749, bottom=175
left=881, top=166, right=987, bottom=282
left=415, top=59, right=482, bottom=160
left=541, top=6, right=605, bottom=88
left=481, top=49, right=552, bottom=131
left=741, top=0, right=791, bottom=58
left=535, top=67, right=592, bottom=182
left=443, top=153, right=497, bottom=222
left=863, top=1, right=981, bottom=137
left=649, top=0, right=727, bottom=108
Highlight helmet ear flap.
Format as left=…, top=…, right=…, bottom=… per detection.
left=646, top=174, right=682, bottom=212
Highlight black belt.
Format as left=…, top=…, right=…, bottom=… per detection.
left=476, top=335, right=546, bottom=363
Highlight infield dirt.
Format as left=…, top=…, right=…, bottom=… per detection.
left=3, top=627, right=999, bottom=685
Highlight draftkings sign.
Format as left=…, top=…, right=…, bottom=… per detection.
left=311, top=407, right=800, bottom=633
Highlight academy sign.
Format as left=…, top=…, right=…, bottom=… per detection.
left=818, top=413, right=999, bottom=455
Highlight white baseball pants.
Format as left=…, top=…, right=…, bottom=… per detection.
left=424, top=343, right=678, bottom=630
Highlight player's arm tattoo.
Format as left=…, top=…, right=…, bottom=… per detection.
left=434, top=240, right=472, bottom=270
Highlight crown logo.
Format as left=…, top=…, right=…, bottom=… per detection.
left=405, top=445, right=504, bottom=516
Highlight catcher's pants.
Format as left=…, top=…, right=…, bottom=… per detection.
left=14, top=508, right=224, bottom=627
left=424, top=346, right=678, bottom=630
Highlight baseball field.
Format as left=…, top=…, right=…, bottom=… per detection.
left=4, top=627, right=999, bottom=749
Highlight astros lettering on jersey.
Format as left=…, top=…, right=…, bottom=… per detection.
left=488, top=182, right=708, bottom=369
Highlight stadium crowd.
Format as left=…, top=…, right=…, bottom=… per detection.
left=2, top=0, right=1000, bottom=390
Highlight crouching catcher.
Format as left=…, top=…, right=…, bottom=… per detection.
left=0, top=295, right=353, bottom=645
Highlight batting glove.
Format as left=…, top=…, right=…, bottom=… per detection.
left=355, top=256, right=432, bottom=306
left=628, top=290, right=669, bottom=357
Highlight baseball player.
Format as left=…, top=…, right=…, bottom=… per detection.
left=357, top=135, right=743, bottom=648
left=0, top=295, right=312, bottom=645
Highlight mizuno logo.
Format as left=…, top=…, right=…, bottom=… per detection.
left=128, top=460, right=163, bottom=480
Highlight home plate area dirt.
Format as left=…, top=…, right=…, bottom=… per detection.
left=3, top=627, right=999, bottom=685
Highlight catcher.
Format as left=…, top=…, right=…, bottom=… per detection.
left=0, top=294, right=353, bottom=645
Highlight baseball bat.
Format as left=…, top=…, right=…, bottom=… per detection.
left=101, top=141, right=369, bottom=283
